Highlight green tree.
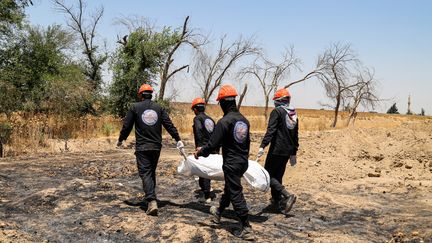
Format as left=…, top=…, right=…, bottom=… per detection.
left=0, top=0, right=32, bottom=37
left=41, top=64, right=93, bottom=115
left=109, top=26, right=180, bottom=117
left=0, top=24, right=93, bottom=115
left=387, top=103, right=399, bottom=114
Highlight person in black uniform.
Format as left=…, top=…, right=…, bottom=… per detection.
left=117, top=84, right=184, bottom=216
left=191, top=97, right=217, bottom=203
left=195, top=84, right=254, bottom=240
left=257, top=88, right=298, bottom=214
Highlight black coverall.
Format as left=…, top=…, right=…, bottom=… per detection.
left=260, top=106, right=299, bottom=202
left=193, top=112, right=217, bottom=198
left=118, top=99, right=181, bottom=202
left=198, top=102, right=251, bottom=225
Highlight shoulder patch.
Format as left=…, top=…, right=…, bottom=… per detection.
left=142, top=109, right=158, bottom=126
left=233, top=121, right=248, bottom=143
left=204, top=118, right=214, bottom=133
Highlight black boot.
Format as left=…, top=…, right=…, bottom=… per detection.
left=280, top=190, right=297, bottom=214
left=233, top=216, right=254, bottom=241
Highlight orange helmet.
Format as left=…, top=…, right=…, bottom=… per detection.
left=273, top=88, right=291, bottom=100
left=191, top=97, right=206, bottom=109
left=138, top=84, right=153, bottom=94
left=216, top=84, right=238, bottom=101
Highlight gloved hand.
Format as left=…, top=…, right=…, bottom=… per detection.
left=290, top=155, right=297, bottom=166
left=176, top=140, right=184, bottom=150
left=257, top=147, right=265, bottom=159
left=194, top=147, right=202, bottom=159
left=116, top=140, right=123, bottom=148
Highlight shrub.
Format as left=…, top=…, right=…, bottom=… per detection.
left=102, top=122, right=114, bottom=137
left=0, top=122, right=13, bottom=157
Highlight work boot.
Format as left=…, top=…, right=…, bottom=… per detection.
left=146, top=200, right=158, bottom=216
left=281, top=194, right=297, bottom=214
left=233, top=226, right=254, bottom=241
left=198, top=194, right=212, bottom=204
left=209, top=206, right=221, bottom=224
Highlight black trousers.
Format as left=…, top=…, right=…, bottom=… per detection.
left=198, top=177, right=211, bottom=198
left=264, top=154, right=290, bottom=201
left=135, top=150, right=161, bottom=202
left=219, top=162, right=249, bottom=220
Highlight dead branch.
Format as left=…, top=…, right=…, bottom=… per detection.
left=241, top=46, right=300, bottom=120
left=53, top=0, right=106, bottom=90
left=315, top=42, right=361, bottom=127
left=158, top=16, right=206, bottom=100
left=194, top=35, right=259, bottom=102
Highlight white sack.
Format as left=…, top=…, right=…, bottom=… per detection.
left=177, top=154, right=270, bottom=192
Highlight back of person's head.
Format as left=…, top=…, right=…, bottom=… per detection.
left=194, top=104, right=205, bottom=113
left=138, top=83, right=154, bottom=100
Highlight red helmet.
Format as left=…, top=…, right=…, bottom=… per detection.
left=273, top=88, right=291, bottom=100
left=138, top=84, right=153, bottom=94
left=216, top=84, right=238, bottom=101
left=191, top=97, right=206, bottom=109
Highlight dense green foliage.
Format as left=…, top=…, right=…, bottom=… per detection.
left=1, top=1, right=185, bottom=119
left=0, top=24, right=93, bottom=115
left=0, top=0, right=32, bottom=37
left=109, top=26, right=181, bottom=117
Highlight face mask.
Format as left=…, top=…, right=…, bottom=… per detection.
left=274, top=98, right=289, bottom=107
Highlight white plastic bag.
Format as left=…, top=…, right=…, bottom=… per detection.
left=177, top=154, right=270, bottom=192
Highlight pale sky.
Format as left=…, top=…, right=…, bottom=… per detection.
left=26, top=0, right=432, bottom=114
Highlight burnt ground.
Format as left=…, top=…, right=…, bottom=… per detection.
left=1, top=129, right=432, bottom=242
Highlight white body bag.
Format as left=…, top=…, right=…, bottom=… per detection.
left=177, top=154, right=270, bottom=192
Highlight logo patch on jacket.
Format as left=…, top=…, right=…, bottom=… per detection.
left=285, top=108, right=297, bottom=130
left=142, top=109, right=158, bottom=126
left=233, top=121, right=248, bottom=143
left=204, top=118, right=214, bottom=133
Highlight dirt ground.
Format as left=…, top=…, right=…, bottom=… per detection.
left=1, top=119, right=432, bottom=242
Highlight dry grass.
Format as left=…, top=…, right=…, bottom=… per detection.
left=1, top=103, right=430, bottom=156
left=170, top=103, right=430, bottom=133
left=1, top=113, right=121, bottom=156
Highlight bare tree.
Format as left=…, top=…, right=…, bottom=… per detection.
left=194, top=35, right=259, bottom=102
left=316, top=43, right=360, bottom=127
left=345, top=67, right=379, bottom=125
left=53, top=0, right=107, bottom=90
left=242, top=47, right=300, bottom=120
left=158, top=16, right=205, bottom=100
left=284, top=60, right=327, bottom=89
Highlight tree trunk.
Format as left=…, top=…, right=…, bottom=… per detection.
left=332, top=94, right=341, bottom=127
left=347, top=111, right=354, bottom=126
left=237, top=84, right=248, bottom=110
left=264, top=96, right=269, bottom=122
left=159, top=79, right=167, bottom=100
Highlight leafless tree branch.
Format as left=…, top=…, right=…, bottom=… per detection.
left=315, top=42, right=363, bottom=127
left=241, top=46, right=300, bottom=120
left=53, top=0, right=106, bottom=90
left=194, top=35, right=260, bottom=102
left=158, top=16, right=207, bottom=100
